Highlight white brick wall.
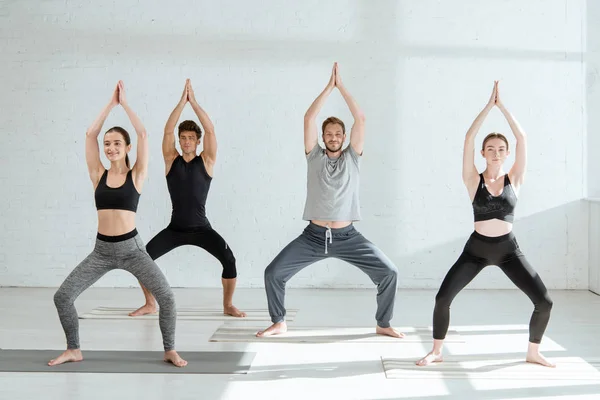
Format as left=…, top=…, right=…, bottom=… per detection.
left=0, top=0, right=589, bottom=289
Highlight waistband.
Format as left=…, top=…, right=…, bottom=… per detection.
left=97, top=229, right=138, bottom=243
left=470, top=230, right=515, bottom=243
left=305, top=222, right=355, bottom=235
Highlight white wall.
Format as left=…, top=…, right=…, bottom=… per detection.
left=587, top=0, right=600, bottom=294
left=0, top=0, right=589, bottom=289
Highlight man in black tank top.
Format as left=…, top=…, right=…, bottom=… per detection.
left=129, top=80, right=246, bottom=318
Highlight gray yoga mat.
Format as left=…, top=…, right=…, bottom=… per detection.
left=0, top=349, right=256, bottom=374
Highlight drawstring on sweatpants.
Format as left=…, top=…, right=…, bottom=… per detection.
left=324, top=225, right=332, bottom=254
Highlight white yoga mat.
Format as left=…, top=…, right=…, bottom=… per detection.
left=209, top=325, right=464, bottom=343
left=79, top=307, right=297, bottom=321
left=381, top=357, right=600, bottom=380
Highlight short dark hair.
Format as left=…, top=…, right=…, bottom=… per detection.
left=178, top=120, right=202, bottom=139
left=322, top=116, right=345, bottom=135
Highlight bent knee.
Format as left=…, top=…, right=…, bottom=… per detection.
left=154, top=288, right=175, bottom=308
left=536, top=296, right=553, bottom=312
left=53, top=288, right=73, bottom=308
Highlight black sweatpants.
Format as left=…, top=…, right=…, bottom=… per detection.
left=145, top=224, right=237, bottom=279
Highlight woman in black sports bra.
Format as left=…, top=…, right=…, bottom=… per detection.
left=417, top=81, right=554, bottom=368
left=49, top=81, right=187, bottom=368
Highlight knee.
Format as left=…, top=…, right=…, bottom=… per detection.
left=154, top=288, right=176, bottom=310
left=536, top=296, right=553, bottom=313
left=221, top=252, right=237, bottom=279
left=385, top=264, right=399, bottom=280
left=434, top=291, right=453, bottom=308
left=264, top=262, right=281, bottom=284
left=53, top=288, right=72, bottom=308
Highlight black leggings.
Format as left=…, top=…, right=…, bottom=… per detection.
left=433, top=231, right=552, bottom=344
left=145, top=224, right=237, bottom=279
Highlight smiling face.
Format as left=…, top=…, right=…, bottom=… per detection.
left=104, top=130, right=131, bottom=164
left=481, top=134, right=510, bottom=166
left=322, top=123, right=345, bottom=153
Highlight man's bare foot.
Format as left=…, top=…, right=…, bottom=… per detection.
left=164, top=350, right=187, bottom=367
left=48, top=349, right=83, bottom=366
left=376, top=326, right=405, bottom=338
left=416, top=351, right=443, bottom=366
left=224, top=304, right=247, bottom=318
left=256, top=321, right=287, bottom=337
left=128, top=304, right=157, bottom=317
left=526, top=351, right=555, bottom=368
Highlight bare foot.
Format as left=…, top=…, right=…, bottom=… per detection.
left=256, top=321, right=287, bottom=337
left=416, top=351, right=443, bottom=366
left=128, top=304, right=157, bottom=317
left=164, top=350, right=187, bottom=367
left=48, top=349, right=83, bottom=366
left=526, top=351, right=555, bottom=368
left=224, top=305, right=247, bottom=318
left=376, top=326, right=405, bottom=338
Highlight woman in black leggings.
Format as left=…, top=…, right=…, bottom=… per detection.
left=416, top=81, right=554, bottom=368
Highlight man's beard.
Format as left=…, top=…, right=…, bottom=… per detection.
left=325, top=142, right=342, bottom=152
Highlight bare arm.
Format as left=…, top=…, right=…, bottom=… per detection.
left=118, top=81, right=149, bottom=190
left=335, top=64, right=365, bottom=155
left=304, top=63, right=336, bottom=154
left=497, top=84, right=527, bottom=189
left=163, top=81, right=188, bottom=163
left=188, top=80, right=217, bottom=166
left=85, top=83, right=119, bottom=187
left=463, top=82, right=497, bottom=190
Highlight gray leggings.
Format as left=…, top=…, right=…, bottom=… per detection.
left=53, top=230, right=176, bottom=351
left=264, top=223, right=399, bottom=327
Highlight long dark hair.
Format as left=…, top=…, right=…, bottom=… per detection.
left=105, top=126, right=131, bottom=168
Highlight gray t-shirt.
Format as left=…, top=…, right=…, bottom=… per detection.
left=302, top=143, right=361, bottom=221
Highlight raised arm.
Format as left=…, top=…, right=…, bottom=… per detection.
left=335, top=63, right=365, bottom=155
left=463, top=81, right=497, bottom=193
left=85, top=83, right=118, bottom=187
left=496, top=83, right=527, bottom=190
left=304, top=63, right=336, bottom=154
left=163, top=80, right=187, bottom=164
left=118, top=81, right=149, bottom=191
left=188, top=80, right=217, bottom=167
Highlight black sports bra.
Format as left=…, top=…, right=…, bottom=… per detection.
left=94, top=169, right=140, bottom=212
left=472, top=173, right=517, bottom=223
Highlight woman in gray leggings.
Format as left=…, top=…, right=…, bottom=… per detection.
left=49, top=81, right=187, bottom=367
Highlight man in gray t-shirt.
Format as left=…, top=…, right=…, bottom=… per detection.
left=257, top=63, right=403, bottom=339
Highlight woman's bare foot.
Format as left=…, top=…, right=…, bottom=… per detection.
left=256, top=321, right=287, bottom=337
left=224, top=304, right=247, bottom=318
left=526, top=351, right=555, bottom=367
left=526, top=342, right=555, bottom=367
left=128, top=303, right=157, bottom=317
left=376, top=326, right=405, bottom=338
left=48, top=349, right=83, bottom=366
left=416, top=351, right=443, bottom=366
left=164, top=350, right=187, bottom=367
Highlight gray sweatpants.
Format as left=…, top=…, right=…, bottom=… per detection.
left=264, top=223, right=398, bottom=328
left=53, top=232, right=176, bottom=351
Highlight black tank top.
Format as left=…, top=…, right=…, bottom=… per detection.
left=472, top=173, right=517, bottom=223
left=167, top=155, right=212, bottom=229
left=94, top=169, right=140, bottom=212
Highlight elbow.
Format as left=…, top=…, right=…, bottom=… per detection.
left=304, top=112, right=315, bottom=122
left=137, top=131, right=148, bottom=139
left=357, top=113, right=366, bottom=123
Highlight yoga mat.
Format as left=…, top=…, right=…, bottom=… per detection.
left=209, top=325, right=464, bottom=343
left=0, top=349, right=256, bottom=374
left=79, top=307, right=297, bottom=321
left=381, top=357, right=600, bottom=380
